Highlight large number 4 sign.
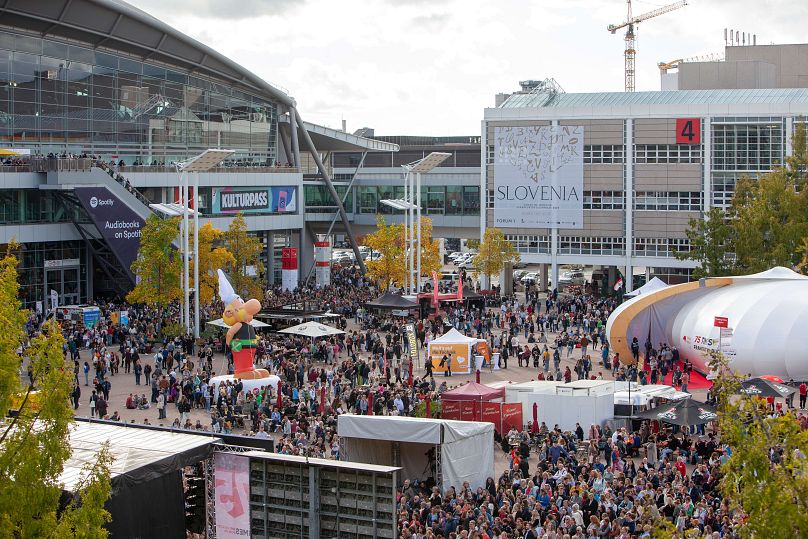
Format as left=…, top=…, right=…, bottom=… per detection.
left=676, top=118, right=701, bottom=144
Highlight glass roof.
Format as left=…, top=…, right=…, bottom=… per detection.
left=499, top=88, right=808, bottom=109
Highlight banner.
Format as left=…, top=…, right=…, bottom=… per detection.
left=481, top=402, right=503, bottom=433
left=406, top=324, right=419, bottom=364
left=314, top=236, right=331, bottom=287
left=35, top=301, right=43, bottom=315
left=493, top=125, right=584, bottom=229
left=214, top=453, right=251, bottom=538
left=110, top=311, right=120, bottom=325
left=50, top=289, right=59, bottom=311
left=281, top=247, right=298, bottom=292
left=441, top=399, right=461, bottom=420
left=460, top=400, right=477, bottom=421
left=74, top=187, right=144, bottom=279
left=211, top=186, right=297, bottom=215
left=428, top=342, right=470, bottom=373
left=120, top=310, right=129, bottom=327
left=501, top=403, right=524, bottom=432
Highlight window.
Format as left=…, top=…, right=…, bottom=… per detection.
left=583, top=191, right=624, bottom=210
left=425, top=186, right=445, bottom=215
left=462, top=186, right=480, bottom=215
left=558, top=236, right=625, bottom=256
left=712, top=121, right=784, bottom=171
left=634, top=192, right=702, bottom=211
left=634, top=144, right=702, bottom=164
left=445, top=186, right=462, bottom=215
left=358, top=186, right=377, bottom=214
left=584, top=145, right=625, bottom=164
left=633, top=238, right=691, bottom=257
left=504, top=235, right=551, bottom=254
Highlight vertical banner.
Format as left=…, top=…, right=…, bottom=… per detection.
left=314, top=235, right=331, bottom=287
left=50, top=289, right=59, bottom=311
left=493, top=125, right=584, bottom=228
left=460, top=400, right=477, bottom=421
left=214, top=453, right=251, bottom=538
left=405, top=324, right=419, bottom=364
left=281, top=247, right=298, bottom=292
left=74, top=187, right=145, bottom=278
left=35, top=301, right=43, bottom=315
left=110, top=311, right=120, bottom=326
left=501, top=403, right=524, bottom=432
left=120, top=310, right=129, bottom=327
left=480, top=402, right=503, bottom=433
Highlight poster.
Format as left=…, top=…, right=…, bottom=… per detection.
left=481, top=402, right=503, bottom=433
left=120, top=310, right=129, bottom=327
left=441, top=400, right=461, bottom=420
left=460, top=401, right=477, bottom=421
left=214, top=453, right=250, bottom=538
left=50, top=289, right=59, bottom=311
left=35, top=301, right=42, bottom=315
left=211, top=186, right=297, bottom=214
left=501, top=403, right=524, bottom=433
left=428, top=342, right=469, bottom=373
left=74, top=187, right=145, bottom=279
left=493, top=125, right=584, bottom=228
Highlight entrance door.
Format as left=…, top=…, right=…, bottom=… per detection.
left=45, top=267, right=81, bottom=308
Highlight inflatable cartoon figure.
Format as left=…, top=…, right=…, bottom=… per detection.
left=218, top=269, right=269, bottom=380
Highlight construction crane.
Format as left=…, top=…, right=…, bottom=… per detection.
left=608, top=0, right=688, bottom=92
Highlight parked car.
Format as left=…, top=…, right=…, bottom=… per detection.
left=558, top=270, right=585, bottom=286
left=521, top=272, right=539, bottom=285
left=513, top=269, right=529, bottom=281
left=447, top=251, right=464, bottom=262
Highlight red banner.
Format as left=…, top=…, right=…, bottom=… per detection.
left=281, top=248, right=298, bottom=270
left=501, top=403, right=523, bottom=433
left=460, top=400, right=477, bottom=421
left=713, top=316, right=728, bottom=328
left=441, top=399, right=461, bottom=420
left=480, top=401, right=502, bottom=433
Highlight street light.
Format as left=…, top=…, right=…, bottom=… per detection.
left=175, top=149, right=234, bottom=338
left=402, top=152, right=450, bottom=294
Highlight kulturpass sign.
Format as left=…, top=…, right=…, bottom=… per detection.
left=493, top=125, right=584, bottom=229
left=74, top=186, right=145, bottom=280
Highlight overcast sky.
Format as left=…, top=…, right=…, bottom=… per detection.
left=129, top=0, right=807, bottom=136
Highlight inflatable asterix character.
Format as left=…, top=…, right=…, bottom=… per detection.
left=218, top=269, right=269, bottom=380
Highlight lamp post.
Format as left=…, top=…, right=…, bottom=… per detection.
left=175, top=149, right=234, bottom=337
left=402, top=152, right=451, bottom=293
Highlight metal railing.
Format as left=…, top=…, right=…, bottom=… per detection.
left=122, top=164, right=299, bottom=174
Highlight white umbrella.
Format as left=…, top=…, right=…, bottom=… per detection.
left=278, top=322, right=345, bottom=337
left=206, top=318, right=270, bottom=328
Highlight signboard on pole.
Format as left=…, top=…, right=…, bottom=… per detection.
left=493, top=125, right=584, bottom=228
left=214, top=453, right=251, bottom=538
left=713, top=316, right=729, bottom=328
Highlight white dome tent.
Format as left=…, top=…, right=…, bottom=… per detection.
left=606, top=267, right=808, bottom=380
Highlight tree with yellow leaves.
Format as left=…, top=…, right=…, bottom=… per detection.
left=365, top=215, right=406, bottom=289
left=414, top=216, right=442, bottom=283
left=192, top=223, right=235, bottom=305
left=127, top=214, right=181, bottom=306
left=223, top=213, right=265, bottom=299
left=473, top=228, right=520, bottom=285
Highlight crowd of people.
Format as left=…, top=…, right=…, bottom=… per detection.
left=23, top=265, right=807, bottom=538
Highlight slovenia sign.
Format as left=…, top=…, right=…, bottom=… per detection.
left=494, top=125, right=584, bottom=228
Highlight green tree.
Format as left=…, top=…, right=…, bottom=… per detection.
left=472, top=228, right=520, bottom=284
left=675, top=207, right=736, bottom=279
left=223, top=213, right=265, bottom=299
left=706, top=352, right=808, bottom=538
left=127, top=214, right=181, bottom=306
left=192, top=223, right=235, bottom=305
left=0, top=250, right=112, bottom=536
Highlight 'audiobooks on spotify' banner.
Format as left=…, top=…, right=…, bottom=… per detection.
left=493, top=125, right=584, bottom=229
left=74, top=187, right=145, bottom=278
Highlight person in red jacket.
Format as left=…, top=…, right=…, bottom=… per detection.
left=799, top=381, right=807, bottom=409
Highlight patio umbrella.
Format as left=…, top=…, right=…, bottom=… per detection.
left=636, top=399, right=718, bottom=427
left=738, top=378, right=796, bottom=398
left=759, top=374, right=785, bottom=383
left=278, top=322, right=344, bottom=337
left=426, top=396, right=431, bottom=418
left=206, top=318, right=269, bottom=328
left=532, top=402, right=539, bottom=434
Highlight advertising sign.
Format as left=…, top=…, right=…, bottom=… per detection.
left=314, top=236, right=332, bottom=287
left=50, top=289, right=59, bottom=311
left=460, top=401, right=477, bottom=421
left=480, top=401, right=502, bottom=433
left=214, top=453, right=251, bottom=538
left=428, top=342, right=470, bottom=373
left=441, top=399, right=461, bottom=420
left=501, top=403, right=523, bottom=433
left=493, top=125, right=584, bottom=228
left=74, top=187, right=144, bottom=279
left=281, top=247, right=298, bottom=292
left=120, top=310, right=129, bottom=327
left=713, top=316, right=728, bottom=328
left=405, top=324, right=419, bottom=363
left=211, top=186, right=297, bottom=215
left=83, top=308, right=101, bottom=329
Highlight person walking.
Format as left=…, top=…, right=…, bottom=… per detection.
left=799, top=381, right=807, bottom=409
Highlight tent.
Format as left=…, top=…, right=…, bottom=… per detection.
left=337, top=415, right=494, bottom=493
left=624, top=277, right=668, bottom=298
left=442, top=381, right=504, bottom=401
left=206, top=318, right=269, bottom=328
left=365, top=291, right=419, bottom=310
left=278, top=322, right=345, bottom=337
left=441, top=382, right=506, bottom=432
left=427, top=328, right=486, bottom=374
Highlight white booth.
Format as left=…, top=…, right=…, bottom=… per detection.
left=337, top=415, right=494, bottom=493
left=505, top=380, right=615, bottom=433
left=427, top=328, right=487, bottom=375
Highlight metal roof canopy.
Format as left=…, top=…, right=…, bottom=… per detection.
left=177, top=148, right=235, bottom=172
left=405, top=151, right=452, bottom=173
left=279, top=118, right=399, bottom=152
left=148, top=202, right=199, bottom=217
left=60, top=420, right=219, bottom=492
left=380, top=198, right=417, bottom=211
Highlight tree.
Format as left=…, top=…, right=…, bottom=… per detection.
left=732, top=170, right=808, bottom=273
left=675, top=207, right=736, bottom=279
left=414, top=217, right=442, bottom=282
left=473, top=228, right=520, bottom=284
left=365, top=215, right=406, bottom=289
left=192, top=223, right=235, bottom=305
left=127, top=214, right=181, bottom=306
left=0, top=249, right=112, bottom=536
left=705, top=352, right=808, bottom=538
left=465, top=239, right=480, bottom=251
left=223, top=213, right=265, bottom=299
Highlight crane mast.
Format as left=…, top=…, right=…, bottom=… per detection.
left=607, top=0, right=688, bottom=92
